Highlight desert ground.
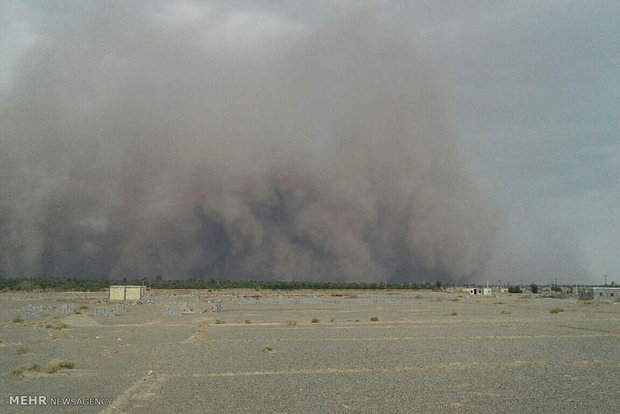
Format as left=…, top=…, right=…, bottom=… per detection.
left=0, top=289, right=618, bottom=413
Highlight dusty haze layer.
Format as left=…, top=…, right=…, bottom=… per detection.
left=0, top=10, right=497, bottom=283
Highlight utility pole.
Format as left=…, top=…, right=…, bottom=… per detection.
left=605, top=274, right=607, bottom=286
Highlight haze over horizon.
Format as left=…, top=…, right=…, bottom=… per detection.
left=1, top=1, right=617, bottom=285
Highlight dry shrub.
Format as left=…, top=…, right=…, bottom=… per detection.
left=286, top=320, right=298, bottom=326
left=501, top=310, right=513, bottom=315
left=13, top=317, right=24, bottom=323
left=550, top=308, right=564, bottom=314
left=494, top=302, right=504, bottom=305
left=244, top=320, right=251, bottom=324
left=370, top=316, right=379, bottom=322
left=262, top=346, right=273, bottom=352
left=12, top=363, right=40, bottom=375
left=44, top=359, right=74, bottom=374
left=214, top=320, right=224, bottom=324
left=15, top=346, right=30, bottom=355
left=311, top=318, right=319, bottom=323
left=45, top=322, right=69, bottom=330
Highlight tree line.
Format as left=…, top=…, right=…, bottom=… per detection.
left=0, top=277, right=437, bottom=292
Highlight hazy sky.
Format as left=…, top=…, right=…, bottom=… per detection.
left=1, top=1, right=618, bottom=285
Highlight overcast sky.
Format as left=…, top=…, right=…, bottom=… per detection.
left=1, top=1, right=617, bottom=285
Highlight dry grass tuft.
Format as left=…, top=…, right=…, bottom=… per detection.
left=244, top=319, right=251, bottom=324
left=451, top=298, right=460, bottom=302
left=43, top=359, right=74, bottom=374
left=13, top=317, right=24, bottom=323
left=12, top=363, right=40, bottom=375
left=330, top=318, right=335, bottom=322
left=311, top=318, right=319, bottom=323
left=44, top=322, right=69, bottom=330
left=79, top=305, right=89, bottom=309
left=15, top=346, right=30, bottom=355
left=286, top=320, right=298, bottom=326
left=214, top=320, right=224, bottom=324
left=501, top=310, right=513, bottom=315
left=550, top=308, right=564, bottom=314
left=262, top=346, right=273, bottom=352
left=414, top=295, right=424, bottom=300
left=494, top=302, right=505, bottom=305
left=450, top=312, right=458, bottom=316
left=370, top=316, right=379, bottom=322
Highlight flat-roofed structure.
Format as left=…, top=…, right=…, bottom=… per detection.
left=109, top=285, right=145, bottom=301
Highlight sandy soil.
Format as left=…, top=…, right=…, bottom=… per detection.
left=0, top=289, right=618, bottom=413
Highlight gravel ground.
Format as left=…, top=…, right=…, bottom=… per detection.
left=0, top=290, right=618, bottom=413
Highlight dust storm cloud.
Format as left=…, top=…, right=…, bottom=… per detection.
left=0, top=8, right=497, bottom=283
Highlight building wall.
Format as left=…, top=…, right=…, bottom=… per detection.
left=125, top=286, right=144, bottom=300
left=109, top=286, right=127, bottom=301
left=109, top=286, right=145, bottom=301
left=592, top=287, right=620, bottom=301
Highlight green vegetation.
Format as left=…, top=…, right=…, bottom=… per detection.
left=530, top=284, right=539, bottom=294
left=508, top=285, right=522, bottom=294
left=551, top=286, right=562, bottom=292
left=0, top=277, right=435, bottom=292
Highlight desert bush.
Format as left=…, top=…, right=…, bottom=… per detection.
left=501, top=310, right=513, bottom=315
left=530, top=284, right=539, bottom=294
left=79, top=305, right=89, bottom=310
left=494, top=302, right=505, bottom=305
left=508, top=285, right=522, bottom=294
left=286, top=320, right=297, bottom=326
left=370, top=316, right=379, bottom=322
left=214, top=320, right=224, bottom=324
left=44, top=323, right=69, bottom=330
left=450, top=312, right=457, bottom=316
left=244, top=320, right=251, bottom=324
left=330, top=318, right=335, bottom=322
left=311, top=318, right=319, bottom=323
left=262, top=346, right=273, bottom=352
left=15, top=346, right=30, bottom=355
left=550, top=308, right=564, bottom=314
left=13, top=317, right=24, bottom=323
left=12, top=363, right=40, bottom=375
left=43, top=359, right=74, bottom=374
